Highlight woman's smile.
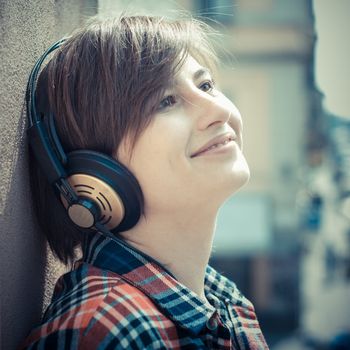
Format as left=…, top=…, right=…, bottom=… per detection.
left=192, top=138, right=236, bottom=157
left=190, top=131, right=237, bottom=158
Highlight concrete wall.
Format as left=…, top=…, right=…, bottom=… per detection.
left=0, top=1, right=97, bottom=349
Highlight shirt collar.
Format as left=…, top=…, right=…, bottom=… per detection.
left=82, top=232, right=216, bottom=335
left=204, top=264, right=254, bottom=311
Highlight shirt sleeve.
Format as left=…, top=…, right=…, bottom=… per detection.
left=20, top=326, right=169, bottom=350
left=19, top=329, right=81, bottom=350
left=79, top=280, right=177, bottom=350
left=20, top=310, right=173, bottom=350
left=20, top=280, right=174, bottom=350
left=79, top=313, right=170, bottom=350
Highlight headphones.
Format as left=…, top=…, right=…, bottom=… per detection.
left=26, top=39, right=143, bottom=237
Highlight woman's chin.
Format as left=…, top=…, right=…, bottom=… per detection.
left=216, top=161, right=250, bottom=199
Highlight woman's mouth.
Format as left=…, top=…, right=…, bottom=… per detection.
left=191, top=132, right=236, bottom=158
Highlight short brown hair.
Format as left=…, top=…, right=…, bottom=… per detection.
left=29, top=15, right=218, bottom=264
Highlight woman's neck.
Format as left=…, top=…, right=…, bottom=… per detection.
left=120, top=209, right=217, bottom=301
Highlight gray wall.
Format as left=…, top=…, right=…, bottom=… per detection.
left=0, top=1, right=97, bottom=349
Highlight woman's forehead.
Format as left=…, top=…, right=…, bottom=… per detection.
left=169, top=56, right=212, bottom=87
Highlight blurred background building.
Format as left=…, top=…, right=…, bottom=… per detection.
left=1, top=0, right=349, bottom=349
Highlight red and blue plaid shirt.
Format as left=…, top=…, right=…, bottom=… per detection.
left=21, top=232, right=269, bottom=349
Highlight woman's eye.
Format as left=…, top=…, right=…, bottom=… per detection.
left=158, top=95, right=177, bottom=110
left=200, top=80, right=215, bottom=92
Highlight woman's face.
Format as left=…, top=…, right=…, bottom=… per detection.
left=117, top=56, right=250, bottom=214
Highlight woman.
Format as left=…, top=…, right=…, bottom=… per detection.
left=21, top=15, right=268, bottom=349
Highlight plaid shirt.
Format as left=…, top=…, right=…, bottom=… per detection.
left=21, top=233, right=269, bottom=349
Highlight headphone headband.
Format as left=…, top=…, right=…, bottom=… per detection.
left=27, top=39, right=66, bottom=127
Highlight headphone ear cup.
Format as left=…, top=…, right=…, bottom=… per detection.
left=62, top=150, right=143, bottom=232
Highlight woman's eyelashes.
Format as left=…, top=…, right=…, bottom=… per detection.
left=158, top=95, right=177, bottom=111
left=199, top=79, right=215, bottom=93
left=157, top=79, right=217, bottom=112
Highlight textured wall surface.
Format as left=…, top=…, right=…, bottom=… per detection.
left=0, top=1, right=96, bottom=349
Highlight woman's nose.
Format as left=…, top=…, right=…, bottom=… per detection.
left=189, top=92, right=231, bottom=131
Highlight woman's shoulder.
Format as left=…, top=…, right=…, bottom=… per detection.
left=20, top=263, right=170, bottom=349
left=50, top=262, right=167, bottom=322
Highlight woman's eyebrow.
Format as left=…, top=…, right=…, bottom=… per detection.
left=193, top=67, right=211, bottom=81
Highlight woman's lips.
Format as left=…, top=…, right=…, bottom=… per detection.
left=190, top=132, right=236, bottom=158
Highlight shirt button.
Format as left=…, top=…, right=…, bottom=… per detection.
left=206, top=317, right=218, bottom=331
